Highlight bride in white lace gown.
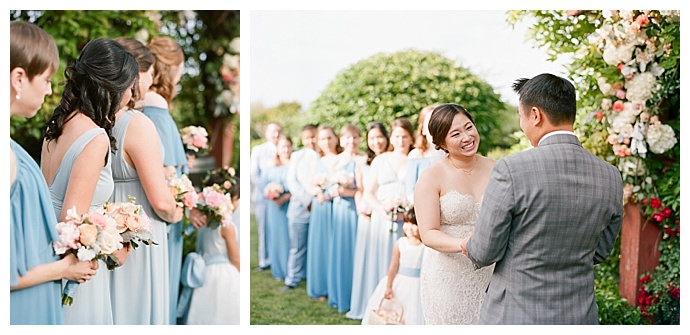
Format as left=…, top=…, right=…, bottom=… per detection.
left=414, top=103, right=495, bottom=324
left=420, top=191, right=494, bottom=324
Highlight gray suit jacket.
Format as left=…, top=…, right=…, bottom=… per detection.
left=467, top=133, right=623, bottom=324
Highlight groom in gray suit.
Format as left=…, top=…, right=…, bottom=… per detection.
left=460, top=73, right=623, bottom=324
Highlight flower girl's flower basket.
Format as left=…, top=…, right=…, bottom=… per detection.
left=368, top=297, right=405, bottom=325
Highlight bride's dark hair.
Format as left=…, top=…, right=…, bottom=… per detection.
left=428, top=103, right=475, bottom=153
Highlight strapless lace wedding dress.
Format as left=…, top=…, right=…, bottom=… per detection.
left=420, top=190, right=494, bottom=324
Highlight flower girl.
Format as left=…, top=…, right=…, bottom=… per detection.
left=361, top=207, right=425, bottom=325
left=179, top=175, right=241, bottom=325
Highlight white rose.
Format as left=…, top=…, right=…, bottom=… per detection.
left=96, top=228, right=124, bottom=255
left=77, top=246, right=96, bottom=261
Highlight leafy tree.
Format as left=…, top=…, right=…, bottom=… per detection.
left=10, top=10, right=241, bottom=169
left=303, top=49, right=512, bottom=154
left=250, top=102, right=303, bottom=149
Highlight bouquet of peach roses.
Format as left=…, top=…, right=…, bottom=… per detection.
left=53, top=206, right=124, bottom=305
left=103, top=196, right=156, bottom=249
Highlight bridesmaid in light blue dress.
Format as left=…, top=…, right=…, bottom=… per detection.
left=10, top=20, right=94, bottom=325
left=327, top=124, right=365, bottom=313
left=143, top=36, right=188, bottom=324
left=363, top=119, right=414, bottom=293
left=109, top=37, right=183, bottom=325
left=306, top=125, right=341, bottom=300
left=260, top=135, right=293, bottom=281
left=41, top=38, right=138, bottom=325
left=346, top=122, right=390, bottom=320
left=406, top=105, right=445, bottom=203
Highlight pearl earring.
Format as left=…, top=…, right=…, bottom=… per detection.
left=15, top=92, right=21, bottom=100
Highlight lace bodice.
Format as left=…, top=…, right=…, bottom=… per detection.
left=420, top=190, right=493, bottom=325
left=438, top=190, right=481, bottom=237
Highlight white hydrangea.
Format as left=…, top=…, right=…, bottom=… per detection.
left=646, top=123, right=677, bottom=154
left=603, top=41, right=636, bottom=66
left=625, top=71, right=657, bottom=102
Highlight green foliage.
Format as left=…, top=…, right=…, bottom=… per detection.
left=10, top=10, right=240, bottom=169
left=157, top=11, right=240, bottom=127
left=250, top=102, right=304, bottom=149
left=305, top=49, right=511, bottom=154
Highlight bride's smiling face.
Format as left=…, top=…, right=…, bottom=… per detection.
left=443, top=112, right=479, bottom=157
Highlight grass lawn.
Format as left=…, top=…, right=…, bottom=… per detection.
left=249, top=214, right=362, bottom=325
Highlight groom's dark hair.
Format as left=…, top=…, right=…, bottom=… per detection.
left=513, top=73, right=576, bottom=126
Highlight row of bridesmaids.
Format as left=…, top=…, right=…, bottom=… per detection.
left=10, top=21, right=237, bottom=325
left=253, top=105, right=445, bottom=320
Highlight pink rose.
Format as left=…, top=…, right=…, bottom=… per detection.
left=183, top=192, right=198, bottom=209
left=635, top=14, right=650, bottom=28
left=192, top=134, right=207, bottom=149
left=88, top=212, right=108, bottom=230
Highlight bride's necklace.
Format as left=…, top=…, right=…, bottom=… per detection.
left=448, top=156, right=478, bottom=175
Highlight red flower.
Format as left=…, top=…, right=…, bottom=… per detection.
left=640, top=274, right=651, bottom=284
left=669, top=287, right=680, bottom=300
left=642, top=198, right=648, bottom=205
left=612, top=100, right=625, bottom=112
left=665, top=227, right=675, bottom=237
left=617, top=63, right=624, bottom=72
left=662, top=207, right=672, bottom=218
left=650, top=197, right=662, bottom=209
left=653, top=213, right=665, bottom=222
left=595, top=111, right=604, bottom=121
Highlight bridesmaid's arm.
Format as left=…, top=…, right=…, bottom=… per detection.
left=363, top=156, right=384, bottom=214
left=60, top=133, right=109, bottom=221
left=126, top=113, right=183, bottom=223
left=11, top=254, right=96, bottom=291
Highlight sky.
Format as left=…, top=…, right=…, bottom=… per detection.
left=250, top=10, right=571, bottom=110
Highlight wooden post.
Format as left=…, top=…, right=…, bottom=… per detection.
left=209, top=117, right=234, bottom=168
left=618, top=202, right=662, bottom=306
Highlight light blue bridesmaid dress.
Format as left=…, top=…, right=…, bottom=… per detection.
left=109, top=110, right=170, bottom=324
left=306, top=158, right=334, bottom=300
left=143, top=105, right=188, bottom=324
left=49, top=127, right=115, bottom=325
left=10, top=140, right=63, bottom=324
left=346, top=161, right=374, bottom=320
left=327, top=158, right=359, bottom=313
left=261, top=164, right=291, bottom=281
